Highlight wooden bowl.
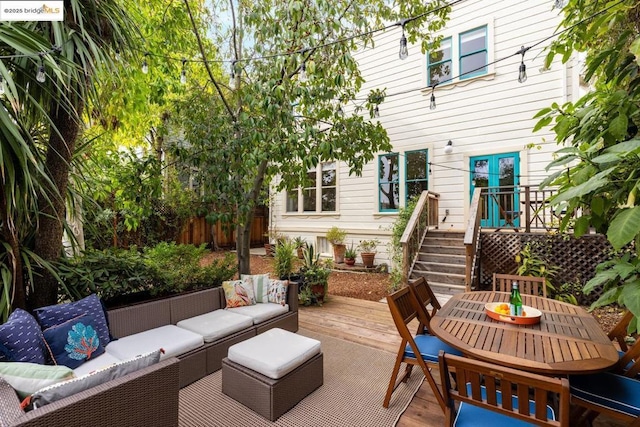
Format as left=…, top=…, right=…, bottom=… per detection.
left=484, top=302, right=542, bottom=325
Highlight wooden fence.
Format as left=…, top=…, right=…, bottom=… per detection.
left=176, top=207, right=268, bottom=248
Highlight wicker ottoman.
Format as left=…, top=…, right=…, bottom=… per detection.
left=222, top=328, right=323, bottom=421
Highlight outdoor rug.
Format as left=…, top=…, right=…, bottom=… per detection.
left=178, top=328, right=424, bottom=426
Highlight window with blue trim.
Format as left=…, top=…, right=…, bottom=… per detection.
left=405, top=150, right=428, bottom=202
left=459, top=26, right=487, bottom=79
left=379, top=153, right=399, bottom=211
left=427, top=37, right=452, bottom=86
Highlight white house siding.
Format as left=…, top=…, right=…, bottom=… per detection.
left=272, top=0, right=574, bottom=266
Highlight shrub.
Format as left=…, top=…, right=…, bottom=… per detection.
left=273, top=239, right=296, bottom=279
left=144, top=242, right=236, bottom=293
left=57, top=248, right=156, bottom=302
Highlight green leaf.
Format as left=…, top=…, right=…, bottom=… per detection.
left=631, top=36, right=640, bottom=66
left=573, top=216, right=590, bottom=237
left=584, top=269, right=619, bottom=294
left=609, top=114, right=628, bottom=140
left=621, top=281, right=640, bottom=324
left=608, top=207, right=640, bottom=250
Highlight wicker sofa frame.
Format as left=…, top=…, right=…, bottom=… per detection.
left=0, top=283, right=298, bottom=427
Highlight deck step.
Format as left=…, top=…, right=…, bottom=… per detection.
left=410, top=230, right=467, bottom=295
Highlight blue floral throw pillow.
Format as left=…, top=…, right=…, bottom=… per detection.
left=43, top=314, right=105, bottom=369
left=34, top=294, right=111, bottom=347
left=0, top=309, right=46, bottom=364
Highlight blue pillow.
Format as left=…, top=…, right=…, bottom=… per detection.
left=0, top=309, right=46, bottom=364
left=34, top=294, right=111, bottom=347
left=43, top=314, right=105, bottom=369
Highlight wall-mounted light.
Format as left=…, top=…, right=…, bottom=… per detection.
left=444, top=140, right=453, bottom=154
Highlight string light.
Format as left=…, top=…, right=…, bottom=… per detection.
left=115, top=48, right=121, bottom=62
left=337, top=105, right=344, bottom=117
left=141, top=52, right=149, bottom=74
left=373, top=105, right=380, bottom=118
left=180, top=58, right=187, bottom=85
left=229, top=61, right=237, bottom=90
left=429, top=86, right=436, bottom=110
left=36, top=53, right=46, bottom=83
left=299, top=61, right=307, bottom=83
left=0, top=75, right=5, bottom=95
left=399, top=20, right=409, bottom=60
left=517, top=45, right=529, bottom=83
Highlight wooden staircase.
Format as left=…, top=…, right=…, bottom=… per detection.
left=409, top=230, right=466, bottom=295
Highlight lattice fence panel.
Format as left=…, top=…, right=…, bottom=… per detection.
left=479, top=233, right=613, bottom=305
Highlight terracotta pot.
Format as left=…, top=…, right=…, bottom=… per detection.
left=333, top=244, right=346, bottom=264
left=310, top=283, right=326, bottom=303
left=361, top=252, right=376, bottom=268
left=344, top=258, right=356, bottom=266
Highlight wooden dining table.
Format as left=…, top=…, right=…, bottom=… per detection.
left=430, top=291, right=619, bottom=375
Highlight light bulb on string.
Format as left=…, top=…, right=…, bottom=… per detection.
left=229, top=61, right=237, bottom=90
left=429, top=86, right=437, bottom=110
left=115, top=48, right=121, bottom=62
left=373, top=105, right=380, bottom=118
left=180, top=58, right=187, bottom=85
left=0, top=76, right=5, bottom=95
left=36, top=54, right=46, bottom=83
left=299, top=62, right=307, bottom=83
left=399, top=21, right=408, bottom=60
left=141, top=52, right=149, bottom=74
left=517, top=45, right=529, bottom=83
left=337, top=105, right=344, bottom=118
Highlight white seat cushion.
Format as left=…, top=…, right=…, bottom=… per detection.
left=105, top=325, right=203, bottom=361
left=227, top=328, right=321, bottom=379
left=176, top=310, right=254, bottom=343
left=73, top=351, right=123, bottom=377
left=226, top=303, right=289, bottom=324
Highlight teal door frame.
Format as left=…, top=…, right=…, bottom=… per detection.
left=470, top=153, right=520, bottom=228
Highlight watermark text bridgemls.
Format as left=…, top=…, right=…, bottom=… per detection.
left=0, top=1, right=64, bottom=21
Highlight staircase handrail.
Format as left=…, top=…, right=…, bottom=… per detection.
left=464, top=187, right=483, bottom=291
left=400, top=191, right=440, bottom=284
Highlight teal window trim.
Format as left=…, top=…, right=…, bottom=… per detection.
left=378, top=153, right=399, bottom=212
left=404, top=149, right=429, bottom=204
left=426, top=36, right=452, bottom=86
left=459, top=25, right=487, bottom=80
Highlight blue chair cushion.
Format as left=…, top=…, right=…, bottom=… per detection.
left=404, top=334, right=463, bottom=363
left=454, top=383, right=555, bottom=426
left=0, top=309, right=47, bottom=364
left=570, top=372, right=640, bottom=417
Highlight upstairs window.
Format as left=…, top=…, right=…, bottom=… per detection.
left=427, top=37, right=452, bottom=86
left=426, top=24, right=490, bottom=86
left=459, top=26, right=487, bottom=79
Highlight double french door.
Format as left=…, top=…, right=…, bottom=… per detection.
left=470, top=153, right=520, bottom=228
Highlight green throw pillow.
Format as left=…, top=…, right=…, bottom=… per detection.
left=0, top=362, right=74, bottom=399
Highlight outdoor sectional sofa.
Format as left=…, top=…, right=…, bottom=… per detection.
left=0, top=282, right=298, bottom=427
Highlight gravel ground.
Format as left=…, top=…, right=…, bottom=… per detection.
left=204, top=252, right=623, bottom=335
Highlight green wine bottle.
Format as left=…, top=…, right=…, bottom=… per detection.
left=510, top=282, right=523, bottom=316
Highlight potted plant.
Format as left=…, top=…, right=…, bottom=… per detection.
left=273, top=238, right=296, bottom=280
left=293, top=236, right=307, bottom=259
left=344, top=243, right=357, bottom=266
left=300, top=244, right=331, bottom=304
left=326, top=226, right=347, bottom=264
left=358, top=238, right=380, bottom=268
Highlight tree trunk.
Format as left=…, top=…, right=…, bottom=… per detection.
left=236, top=215, right=253, bottom=275
left=31, top=100, right=82, bottom=309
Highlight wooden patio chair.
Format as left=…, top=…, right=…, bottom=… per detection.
left=570, top=338, right=640, bottom=426
left=408, top=277, right=441, bottom=335
left=383, top=286, right=462, bottom=411
left=608, top=310, right=635, bottom=355
left=492, top=273, right=547, bottom=298
left=439, top=351, right=570, bottom=426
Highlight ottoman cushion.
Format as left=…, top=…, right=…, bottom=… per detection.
left=226, top=303, right=289, bottom=324
left=176, top=310, right=253, bottom=342
left=227, top=328, right=320, bottom=379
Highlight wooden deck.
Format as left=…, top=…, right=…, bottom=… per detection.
left=299, top=295, right=444, bottom=427
left=299, top=295, right=625, bottom=427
